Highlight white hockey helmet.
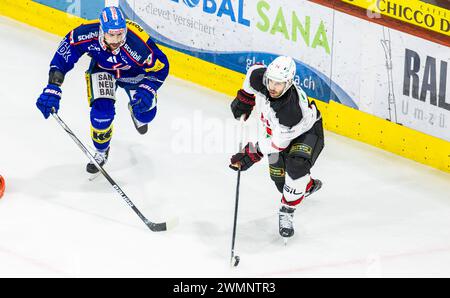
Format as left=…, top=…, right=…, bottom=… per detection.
left=264, top=56, right=296, bottom=97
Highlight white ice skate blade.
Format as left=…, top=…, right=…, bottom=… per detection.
left=283, top=237, right=288, bottom=246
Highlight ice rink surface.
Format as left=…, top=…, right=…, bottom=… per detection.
left=0, top=17, right=449, bottom=277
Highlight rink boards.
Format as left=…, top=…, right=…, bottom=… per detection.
left=0, top=0, right=449, bottom=173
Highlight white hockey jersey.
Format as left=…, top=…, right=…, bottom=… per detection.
left=242, top=65, right=320, bottom=154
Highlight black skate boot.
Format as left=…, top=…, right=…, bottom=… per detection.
left=128, top=104, right=148, bottom=135
left=86, top=148, right=110, bottom=174
left=305, top=178, right=322, bottom=198
left=278, top=204, right=296, bottom=243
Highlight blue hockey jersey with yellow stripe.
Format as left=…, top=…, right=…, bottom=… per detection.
left=50, top=20, right=169, bottom=91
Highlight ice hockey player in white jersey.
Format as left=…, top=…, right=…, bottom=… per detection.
left=229, top=56, right=324, bottom=241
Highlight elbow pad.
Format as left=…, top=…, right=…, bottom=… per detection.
left=48, top=69, right=65, bottom=86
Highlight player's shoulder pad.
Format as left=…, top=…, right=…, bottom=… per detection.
left=70, top=20, right=100, bottom=45
left=126, top=20, right=150, bottom=42
left=123, top=20, right=154, bottom=66
left=247, top=64, right=266, bottom=77
left=248, top=65, right=266, bottom=93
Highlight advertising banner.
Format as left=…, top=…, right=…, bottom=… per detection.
left=27, top=0, right=450, bottom=141
left=340, top=0, right=449, bottom=37
left=332, top=10, right=449, bottom=141
left=121, top=0, right=358, bottom=109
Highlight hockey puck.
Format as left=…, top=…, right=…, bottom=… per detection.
left=0, top=175, right=5, bottom=199
left=233, top=256, right=240, bottom=267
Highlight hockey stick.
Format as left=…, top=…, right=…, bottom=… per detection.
left=51, top=111, right=172, bottom=232
left=230, top=115, right=246, bottom=267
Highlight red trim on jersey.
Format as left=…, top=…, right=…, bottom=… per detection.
left=112, top=63, right=123, bottom=78
left=125, top=28, right=156, bottom=66
left=271, top=142, right=285, bottom=152
left=122, top=46, right=154, bottom=67
left=96, top=63, right=111, bottom=71
left=71, top=38, right=98, bottom=46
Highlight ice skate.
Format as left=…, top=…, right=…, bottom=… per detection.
left=278, top=204, right=296, bottom=244
left=86, top=147, right=110, bottom=176
left=129, top=104, right=148, bottom=135
left=305, top=178, right=322, bottom=198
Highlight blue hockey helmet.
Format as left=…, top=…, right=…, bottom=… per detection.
left=99, top=6, right=127, bottom=51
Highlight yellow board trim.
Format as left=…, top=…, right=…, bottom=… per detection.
left=83, top=19, right=100, bottom=26
left=0, top=0, right=85, bottom=37
left=1, top=0, right=448, bottom=173
left=313, top=100, right=450, bottom=173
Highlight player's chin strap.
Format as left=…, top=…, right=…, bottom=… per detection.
left=230, top=115, right=246, bottom=267
left=50, top=108, right=177, bottom=232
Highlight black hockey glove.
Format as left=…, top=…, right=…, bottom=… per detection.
left=230, top=89, right=255, bottom=121
left=229, top=142, right=263, bottom=171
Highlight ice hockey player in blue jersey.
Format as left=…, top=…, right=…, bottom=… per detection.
left=36, top=6, right=169, bottom=174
